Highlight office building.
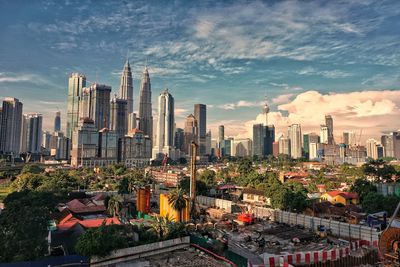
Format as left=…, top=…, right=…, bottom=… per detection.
left=118, top=129, right=151, bottom=167
left=0, top=97, right=23, bottom=155
left=303, top=133, right=319, bottom=158
left=343, top=131, right=356, bottom=146
left=278, top=136, right=290, bottom=155
left=233, top=138, right=252, bottom=157
left=252, top=124, right=275, bottom=157
left=366, top=138, right=383, bottom=160
left=54, top=111, right=61, bottom=132
left=288, top=124, right=302, bottom=159
left=393, top=131, right=400, bottom=160
left=119, top=60, right=134, bottom=114
left=71, top=118, right=99, bottom=167
left=66, top=73, right=86, bottom=139
left=272, top=141, right=279, bottom=157
left=325, top=115, right=334, bottom=144
left=174, top=128, right=185, bottom=152
left=128, top=112, right=137, bottom=131
left=194, top=104, right=206, bottom=155
left=98, top=128, right=118, bottom=163
left=320, top=125, right=329, bottom=144
left=183, top=114, right=198, bottom=155
left=381, top=133, right=394, bottom=158
left=206, top=130, right=211, bottom=155
left=153, top=89, right=179, bottom=160
left=138, top=67, right=153, bottom=140
left=21, top=113, right=43, bottom=154
left=218, top=125, right=224, bottom=147
left=110, top=97, right=128, bottom=139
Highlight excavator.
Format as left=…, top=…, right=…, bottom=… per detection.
left=379, top=201, right=400, bottom=266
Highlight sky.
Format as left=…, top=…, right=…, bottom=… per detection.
left=0, top=0, right=400, bottom=142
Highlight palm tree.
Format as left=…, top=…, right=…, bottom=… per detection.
left=168, top=188, right=188, bottom=222
left=107, top=194, right=123, bottom=217
left=150, top=216, right=171, bottom=240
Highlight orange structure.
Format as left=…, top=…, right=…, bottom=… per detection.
left=136, top=186, right=151, bottom=213
left=159, top=193, right=189, bottom=222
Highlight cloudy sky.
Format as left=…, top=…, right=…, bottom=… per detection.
left=0, top=0, right=400, bottom=141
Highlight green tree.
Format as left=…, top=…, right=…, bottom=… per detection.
left=0, top=191, right=56, bottom=262
left=150, top=216, right=171, bottom=240
left=179, top=176, right=208, bottom=196
left=350, top=179, right=377, bottom=201
left=168, top=188, right=188, bottom=222
left=75, top=224, right=128, bottom=258
left=21, top=164, right=42, bottom=174
left=237, top=158, right=253, bottom=176
left=198, top=169, right=216, bottom=187
left=107, top=195, right=123, bottom=217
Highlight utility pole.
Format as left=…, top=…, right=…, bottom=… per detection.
left=190, top=141, right=198, bottom=220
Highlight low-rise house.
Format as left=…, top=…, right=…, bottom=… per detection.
left=321, top=190, right=359, bottom=205
left=242, top=188, right=270, bottom=206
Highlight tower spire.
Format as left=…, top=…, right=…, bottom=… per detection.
left=263, top=94, right=269, bottom=126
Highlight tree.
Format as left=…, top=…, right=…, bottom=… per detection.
left=0, top=191, right=56, bottom=262
left=198, top=169, right=216, bottom=187
left=150, top=216, right=171, bottom=240
left=179, top=177, right=208, bottom=196
left=168, top=188, right=188, bottom=222
left=107, top=195, right=123, bottom=217
left=350, top=179, right=377, bottom=201
left=361, top=192, right=400, bottom=216
left=21, top=164, right=42, bottom=174
left=237, top=158, right=253, bottom=176
left=75, top=224, right=128, bottom=258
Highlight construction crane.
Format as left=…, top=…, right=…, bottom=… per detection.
left=379, top=201, right=400, bottom=265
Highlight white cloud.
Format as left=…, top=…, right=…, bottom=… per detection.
left=216, top=90, right=400, bottom=142
left=272, top=94, right=294, bottom=104
left=297, top=67, right=352, bottom=78
left=218, top=100, right=262, bottom=110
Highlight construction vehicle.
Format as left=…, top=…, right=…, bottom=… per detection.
left=235, top=205, right=255, bottom=225
left=379, top=201, right=400, bottom=265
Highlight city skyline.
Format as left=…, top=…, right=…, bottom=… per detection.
left=1, top=1, right=400, bottom=140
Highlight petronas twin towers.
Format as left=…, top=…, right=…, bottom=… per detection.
left=119, top=60, right=153, bottom=140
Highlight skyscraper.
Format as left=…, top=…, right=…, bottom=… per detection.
left=21, top=113, right=43, bottom=154
left=252, top=124, right=275, bottom=157
left=288, top=124, right=302, bottom=159
left=80, top=83, right=112, bottom=131
left=183, top=114, right=198, bottom=155
left=381, top=133, right=394, bottom=158
left=320, top=125, right=329, bottom=144
left=343, top=131, right=356, bottom=146
left=110, top=96, right=128, bottom=139
left=205, top=130, right=211, bottom=155
left=278, top=136, right=290, bottom=155
left=194, top=104, right=206, bottom=155
left=325, top=115, right=334, bottom=144
left=119, top=60, right=134, bottom=113
left=0, top=97, right=23, bottom=155
left=392, top=131, right=400, bottom=159
left=153, top=89, right=175, bottom=159
left=66, top=73, right=86, bottom=139
left=138, top=67, right=153, bottom=140
left=54, top=111, right=61, bottom=132
left=218, top=125, right=224, bottom=146
left=303, top=133, right=319, bottom=158
left=174, top=128, right=185, bottom=152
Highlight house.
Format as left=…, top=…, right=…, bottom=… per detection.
left=242, top=188, right=270, bottom=206
left=321, top=191, right=359, bottom=205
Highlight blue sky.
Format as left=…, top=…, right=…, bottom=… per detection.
left=0, top=0, right=400, bottom=139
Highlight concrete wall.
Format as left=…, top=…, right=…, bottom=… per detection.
left=196, top=196, right=379, bottom=243
left=196, top=196, right=232, bottom=213
left=252, top=207, right=380, bottom=243
left=90, top=236, right=190, bottom=267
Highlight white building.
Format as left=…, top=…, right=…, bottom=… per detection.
left=320, top=125, right=329, bottom=144
left=288, top=124, right=302, bottom=159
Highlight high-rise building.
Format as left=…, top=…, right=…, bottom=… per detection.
left=71, top=118, right=99, bottom=167
left=21, top=113, right=43, bottom=154
left=0, top=97, right=23, bottom=155
left=98, top=128, right=118, bottom=162
left=66, top=73, right=86, bottom=139
left=272, top=141, right=279, bottom=157
left=278, top=136, right=290, bottom=155
left=288, top=124, right=302, bottom=159
left=309, top=142, right=318, bottom=160
left=54, top=111, right=61, bottom=132
left=205, top=130, right=211, bottom=155
left=252, top=124, right=275, bottom=157
left=343, top=131, right=356, bottom=146
left=366, top=138, right=382, bottom=160
left=80, top=83, right=112, bottom=131
left=393, top=132, right=400, bottom=160
left=128, top=113, right=137, bottom=131
left=320, top=125, right=329, bottom=144
left=119, top=60, right=134, bottom=114
left=174, top=128, right=185, bottom=152
left=118, top=129, right=152, bottom=168
left=381, top=133, right=394, bottom=158
left=303, top=133, right=319, bottom=158
left=183, top=114, right=198, bottom=155
left=194, top=104, right=206, bottom=155
left=110, top=96, right=128, bottom=139
left=325, top=115, right=334, bottom=144
left=233, top=138, right=252, bottom=157
left=138, top=67, right=153, bottom=140
left=218, top=125, right=225, bottom=147
left=153, top=89, right=177, bottom=159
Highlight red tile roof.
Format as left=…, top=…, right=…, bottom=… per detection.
left=58, top=217, right=120, bottom=230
